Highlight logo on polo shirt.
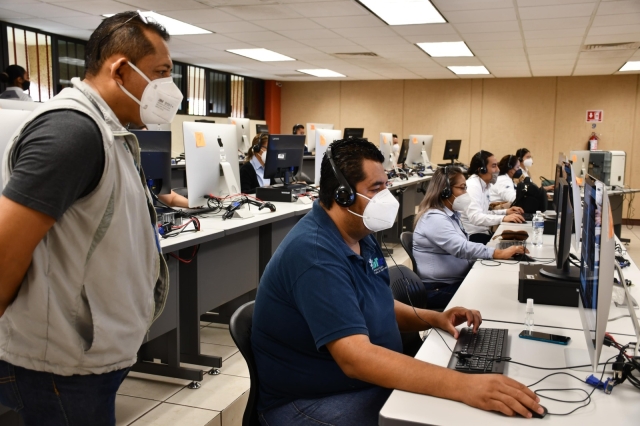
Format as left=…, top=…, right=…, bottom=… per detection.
left=369, top=257, right=387, bottom=274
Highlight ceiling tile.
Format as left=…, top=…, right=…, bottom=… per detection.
left=55, top=1, right=132, bottom=15
left=350, top=36, right=410, bottom=46
left=287, top=1, right=368, bottom=18
left=276, top=29, right=340, bottom=40
left=162, top=9, right=241, bottom=24
left=585, top=33, right=640, bottom=44
left=332, top=26, right=397, bottom=38
left=49, top=15, right=103, bottom=30
left=527, top=46, right=580, bottom=55
left=528, top=53, right=579, bottom=62
left=588, top=24, right=640, bottom=36
left=521, top=16, right=590, bottom=31
left=463, top=31, right=522, bottom=41
left=472, top=48, right=527, bottom=57
left=118, top=0, right=209, bottom=11
left=311, top=15, right=383, bottom=29
left=172, top=34, right=238, bottom=44
left=454, top=21, right=520, bottom=33
left=524, top=28, right=586, bottom=39
left=0, top=7, right=32, bottom=19
left=431, top=57, right=482, bottom=66
left=466, top=39, right=524, bottom=49
left=402, top=34, right=465, bottom=44
left=517, top=0, right=596, bottom=6
left=218, top=4, right=301, bottom=20
left=518, top=3, right=597, bottom=20
left=442, top=8, right=517, bottom=23
left=491, top=70, right=532, bottom=77
left=300, top=38, right=360, bottom=48
left=255, top=18, right=324, bottom=31
left=226, top=31, right=289, bottom=42
left=390, top=23, right=457, bottom=37
left=525, top=37, right=583, bottom=47
left=199, top=21, right=265, bottom=34
left=433, top=0, right=514, bottom=12
left=597, top=1, right=640, bottom=15
left=592, top=12, right=640, bottom=27
left=0, top=2, right=85, bottom=18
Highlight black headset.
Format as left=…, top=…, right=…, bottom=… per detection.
left=440, top=166, right=452, bottom=199
left=507, top=154, right=517, bottom=170
left=252, top=133, right=266, bottom=154
left=475, top=150, right=488, bottom=175
left=326, top=144, right=355, bottom=207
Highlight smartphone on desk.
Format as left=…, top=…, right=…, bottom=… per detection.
left=519, top=330, right=571, bottom=345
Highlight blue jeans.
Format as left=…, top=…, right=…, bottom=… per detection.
left=0, top=360, right=129, bottom=426
left=423, top=281, right=462, bottom=310
left=259, top=386, right=392, bottom=426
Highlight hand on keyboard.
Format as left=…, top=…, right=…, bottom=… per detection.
left=438, top=307, right=482, bottom=339
left=460, top=375, right=544, bottom=419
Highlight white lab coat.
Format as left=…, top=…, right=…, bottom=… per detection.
left=489, top=174, right=517, bottom=204
left=460, top=174, right=506, bottom=235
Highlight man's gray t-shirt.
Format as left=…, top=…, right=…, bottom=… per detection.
left=3, top=109, right=105, bottom=220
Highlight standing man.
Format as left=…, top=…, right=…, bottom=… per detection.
left=0, top=11, right=182, bottom=425
left=252, top=138, right=543, bottom=425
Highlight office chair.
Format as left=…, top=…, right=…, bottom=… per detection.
left=229, top=301, right=260, bottom=426
left=399, top=232, right=417, bottom=273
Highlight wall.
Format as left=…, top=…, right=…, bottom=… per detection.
left=281, top=75, right=640, bottom=216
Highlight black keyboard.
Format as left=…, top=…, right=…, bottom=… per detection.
left=447, top=328, right=509, bottom=374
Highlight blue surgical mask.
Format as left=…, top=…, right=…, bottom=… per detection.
left=513, top=169, right=523, bottom=179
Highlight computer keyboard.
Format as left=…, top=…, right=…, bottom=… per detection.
left=497, top=240, right=524, bottom=250
left=447, top=328, right=509, bottom=374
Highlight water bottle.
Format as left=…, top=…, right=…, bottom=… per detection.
left=532, top=211, right=544, bottom=247
left=524, top=299, right=535, bottom=332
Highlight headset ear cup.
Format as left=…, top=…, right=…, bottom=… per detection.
left=335, top=185, right=355, bottom=207
left=441, top=187, right=451, bottom=199
left=253, top=144, right=261, bottom=153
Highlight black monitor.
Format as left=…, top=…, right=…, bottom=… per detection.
left=552, top=163, right=563, bottom=208
left=195, top=119, right=215, bottom=123
left=443, top=140, right=461, bottom=164
left=256, top=124, right=269, bottom=134
left=263, top=134, right=306, bottom=186
left=132, top=130, right=172, bottom=196
left=540, top=177, right=580, bottom=281
left=397, top=139, right=410, bottom=165
left=344, top=128, right=364, bottom=139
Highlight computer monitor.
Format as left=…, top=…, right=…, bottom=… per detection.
left=306, top=123, right=333, bottom=153
left=195, top=119, right=215, bottom=123
left=569, top=150, right=590, bottom=186
left=397, top=139, right=410, bottom=166
left=343, top=128, right=364, bottom=139
left=379, top=133, right=394, bottom=170
left=228, top=117, right=251, bottom=154
left=576, top=175, right=615, bottom=372
left=552, top=163, right=563, bottom=209
left=563, top=160, right=583, bottom=252
left=256, top=124, right=269, bottom=134
left=314, top=129, right=342, bottom=185
left=131, top=130, right=172, bottom=196
left=405, top=135, right=433, bottom=168
left=540, top=177, right=580, bottom=282
left=443, top=140, right=462, bottom=164
left=183, top=122, right=241, bottom=207
left=263, top=134, right=306, bottom=186
left=0, top=99, right=41, bottom=111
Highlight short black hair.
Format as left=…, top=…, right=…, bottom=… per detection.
left=516, top=148, right=530, bottom=162
left=292, top=124, right=304, bottom=134
left=85, top=11, right=170, bottom=77
left=392, top=134, right=398, bottom=138
left=319, top=138, right=384, bottom=209
left=468, top=150, right=494, bottom=176
left=1, top=65, right=26, bottom=85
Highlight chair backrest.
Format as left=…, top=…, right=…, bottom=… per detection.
left=229, top=301, right=260, bottom=426
left=388, top=264, right=429, bottom=310
left=400, top=232, right=418, bottom=273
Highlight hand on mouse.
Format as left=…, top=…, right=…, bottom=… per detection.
left=507, top=206, right=524, bottom=215
left=493, top=245, right=529, bottom=260
left=503, top=214, right=525, bottom=224
left=460, top=374, right=544, bottom=418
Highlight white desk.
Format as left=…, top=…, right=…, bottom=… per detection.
left=380, top=321, right=639, bottom=426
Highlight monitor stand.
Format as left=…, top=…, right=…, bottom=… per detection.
left=220, top=161, right=240, bottom=196
left=421, top=150, right=432, bottom=170
left=539, top=263, right=581, bottom=282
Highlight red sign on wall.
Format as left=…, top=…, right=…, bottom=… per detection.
left=586, top=110, right=603, bottom=122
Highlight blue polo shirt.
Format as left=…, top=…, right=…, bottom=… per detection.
left=252, top=201, right=402, bottom=412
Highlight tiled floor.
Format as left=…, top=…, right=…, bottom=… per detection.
left=114, top=227, right=640, bottom=425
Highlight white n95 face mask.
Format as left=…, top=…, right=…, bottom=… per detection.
left=348, top=188, right=399, bottom=232
left=118, top=61, right=183, bottom=125
left=451, top=192, right=472, bottom=212
left=523, top=158, right=533, bottom=168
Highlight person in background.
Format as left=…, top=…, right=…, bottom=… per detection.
left=516, top=148, right=553, bottom=191
left=241, top=133, right=270, bottom=194
left=489, top=155, right=522, bottom=205
left=461, top=150, right=525, bottom=244
left=0, top=11, right=179, bottom=424
left=251, top=138, right=543, bottom=426
left=414, top=167, right=528, bottom=308
left=293, top=124, right=310, bottom=155
left=392, top=134, right=400, bottom=161
left=0, top=65, right=33, bottom=101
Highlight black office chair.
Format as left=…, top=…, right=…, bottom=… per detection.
left=399, top=232, right=417, bottom=273
left=229, top=301, right=260, bottom=426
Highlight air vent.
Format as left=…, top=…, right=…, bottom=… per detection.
left=275, top=74, right=308, bottom=78
left=582, top=42, right=640, bottom=51
left=333, top=52, right=379, bottom=57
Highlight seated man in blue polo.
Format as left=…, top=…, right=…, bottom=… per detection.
left=251, top=138, right=543, bottom=426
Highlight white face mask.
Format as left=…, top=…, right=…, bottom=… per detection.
left=490, top=172, right=499, bottom=185
left=451, top=192, right=472, bottom=212
left=523, top=158, right=533, bottom=168
left=392, top=144, right=400, bottom=153
left=118, top=61, right=183, bottom=125
left=260, top=150, right=267, bottom=163
left=348, top=188, right=399, bottom=232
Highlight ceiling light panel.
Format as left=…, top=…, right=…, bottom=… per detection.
left=417, top=41, right=473, bottom=57
left=619, top=61, right=640, bottom=72
left=103, top=12, right=210, bottom=35
left=447, top=66, right=490, bottom=75
left=226, top=48, right=296, bottom=62
left=297, top=69, right=346, bottom=77
left=358, top=0, right=446, bottom=26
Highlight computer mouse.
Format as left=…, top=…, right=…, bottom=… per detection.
left=511, top=253, right=535, bottom=262
left=529, top=405, right=547, bottom=419
left=259, top=202, right=276, bottom=212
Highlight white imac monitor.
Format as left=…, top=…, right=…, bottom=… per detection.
left=306, top=123, right=333, bottom=154
left=569, top=150, right=590, bottom=186
left=379, top=133, right=394, bottom=170
left=315, top=129, right=342, bottom=185
left=575, top=175, right=615, bottom=372
left=183, top=122, right=241, bottom=207
left=0, top=99, right=41, bottom=111
left=406, top=135, right=433, bottom=168
left=228, top=117, right=251, bottom=154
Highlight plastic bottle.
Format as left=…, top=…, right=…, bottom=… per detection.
left=524, top=299, right=535, bottom=332
left=532, top=211, right=544, bottom=247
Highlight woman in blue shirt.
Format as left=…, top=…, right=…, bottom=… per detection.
left=413, top=167, right=527, bottom=308
left=240, top=133, right=270, bottom=194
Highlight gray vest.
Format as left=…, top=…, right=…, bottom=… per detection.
left=1, top=78, right=168, bottom=375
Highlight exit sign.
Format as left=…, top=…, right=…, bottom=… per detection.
left=586, top=110, right=603, bottom=122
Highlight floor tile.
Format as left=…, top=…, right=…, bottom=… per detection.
left=201, top=342, right=239, bottom=361
left=166, top=374, right=250, bottom=412
left=207, top=323, right=230, bottom=329
left=130, top=402, right=221, bottom=426
left=118, top=373, right=186, bottom=402
left=115, top=395, right=159, bottom=426
left=200, top=325, right=237, bottom=347
left=221, top=391, right=249, bottom=426
left=220, top=352, right=250, bottom=378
